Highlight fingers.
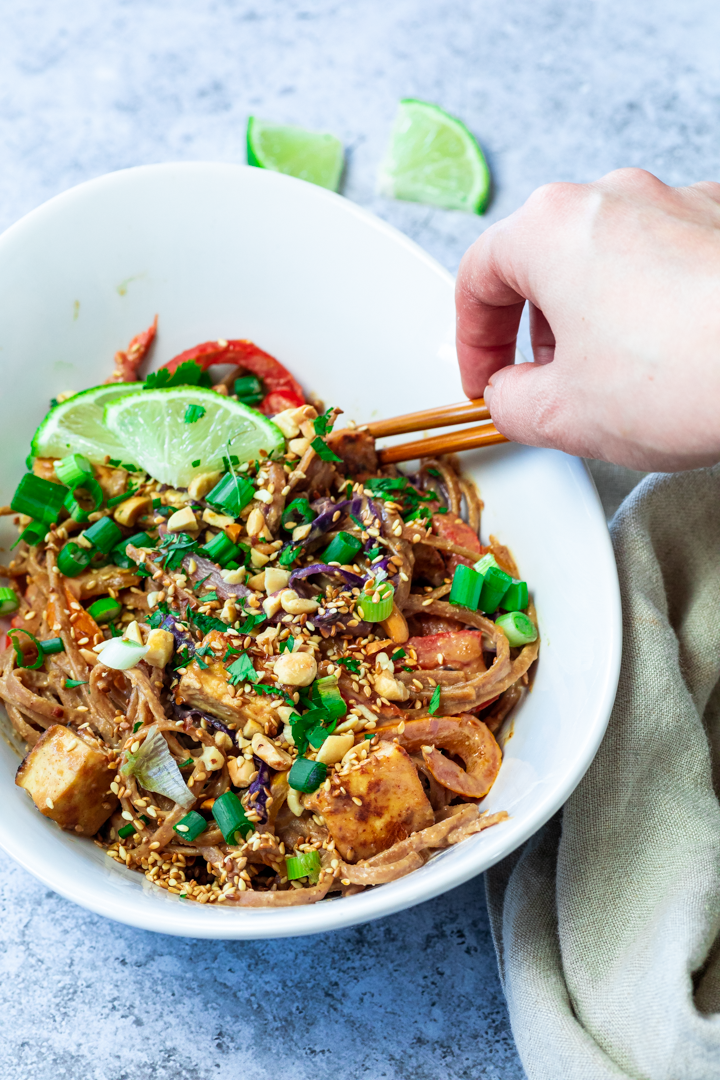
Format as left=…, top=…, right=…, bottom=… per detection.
left=528, top=303, right=555, bottom=365
left=455, top=225, right=526, bottom=398
left=484, top=360, right=588, bottom=455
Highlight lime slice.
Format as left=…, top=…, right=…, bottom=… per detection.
left=103, top=387, right=284, bottom=488
left=31, top=383, right=143, bottom=465
left=377, top=99, right=491, bottom=214
left=247, top=117, right=344, bottom=191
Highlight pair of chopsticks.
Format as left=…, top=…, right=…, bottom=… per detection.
left=363, top=399, right=508, bottom=465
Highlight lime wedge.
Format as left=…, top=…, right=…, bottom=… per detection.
left=31, top=383, right=143, bottom=465
left=247, top=117, right=344, bottom=191
left=377, top=99, right=491, bottom=214
left=103, top=387, right=284, bottom=488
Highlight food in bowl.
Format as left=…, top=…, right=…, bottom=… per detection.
left=0, top=322, right=538, bottom=908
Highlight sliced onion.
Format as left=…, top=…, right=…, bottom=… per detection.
left=121, top=725, right=195, bottom=808
left=98, top=638, right=149, bottom=670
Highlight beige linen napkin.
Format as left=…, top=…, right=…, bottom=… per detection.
left=486, top=466, right=720, bottom=1079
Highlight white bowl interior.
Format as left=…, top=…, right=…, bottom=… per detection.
left=0, top=164, right=621, bottom=937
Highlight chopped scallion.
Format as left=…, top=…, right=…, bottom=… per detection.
left=288, top=757, right=327, bottom=793
left=11, top=473, right=68, bottom=525
left=495, top=611, right=538, bottom=647
left=285, top=850, right=321, bottom=883
left=428, top=685, right=441, bottom=715
left=356, top=581, right=394, bottom=622
left=57, top=542, right=93, bottom=577
left=500, top=579, right=529, bottom=613
left=211, top=790, right=253, bottom=844
left=206, top=472, right=255, bottom=517
left=54, top=453, right=93, bottom=488
left=8, top=628, right=44, bottom=670
left=40, top=637, right=65, bottom=655
left=201, top=532, right=243, bottom=567
left=118, top=822, right=136, bottom=839
left=19, top=520, right=47, bottom=546
left=64, top=678, right=87, bottom=688
left=322, top=531, right=362, bottom=565
left=448, top=564, right=483, bottom=610
left=281, top=497, right=315, bottom=530
left=84, top=516, right=123, bottom=553
left=88, top=597, right=123, bottom=624
left=0, top=587, right=18, bottom=615
left=478, top=565, right=512, bottom=614
left=314, top=675, right=347, bottom=718
left=234, top=374, right=264, bottom=405
left=173, top=810, right=208, bottom=841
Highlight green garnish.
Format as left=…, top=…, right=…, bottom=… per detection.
left=313, top=407, right=335, bottom=437
left=285, top=850, right=321, bottom=883
left=144, top=359, right=211, bottom=390
left=184, top=404, right=206, bottom=424
left=226, top=654, right=257, bottom=686
left=64, top=678, right=87, bottom=689
left=310, top=436, right=342, bottom=463
left=428, top=685, right=441, bottom=715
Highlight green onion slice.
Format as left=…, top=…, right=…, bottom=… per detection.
left=65, top=678, right=87, bottom=688
left=0, top=587, right=19, bottom=615
left=84, top=516, right=123, bottom=553
left=234, top=374, right=264, bottom=405
left=500, top=580, right=529, bottom=613
left=206, top=473, right=255, bottom=518
left=88, top=598, right=122, bottom=625
left=479, top=565, right=513, bottom=614
left=285, top=850, right=321, bottom=883
left=449, top=564, right=483, bottom=610
left=173, top=810, right=208, bottom=842
left=57, top=542, right=93, bottom=578
left=288, top=757, right=328, bottom=793
left=428, top=685, right=441, bottom=715
left=201, top=531, right=243, bottom=567
left=356, top=581, right=394, bottom=623
left=54, top=453, right=93, bottom=488
left=40, top=637, right=65, bottom=655
left=495, top=611, right=538, bottom=647
left=11, top=473, right=68, bottom=525
left=314, top=675, right=347, bottom=718
left=8, top=628, right=44, bottom=670
left=63, top=476, right=104, bottom=523
left=118, top=822, right=136, bottom=839
left=19, top=520, right=47, bottom=547
left=322, top=531, right=362, bottom=565
left=473, top=552, right=501, bottom=575
left=212, top=790, right=253, bottom=844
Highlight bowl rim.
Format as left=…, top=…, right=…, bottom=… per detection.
left=0, top=161, right=622, bottom=938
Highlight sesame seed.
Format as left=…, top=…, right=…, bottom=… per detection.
left=352, top=796, right=363, bottom=806
left=45, top=798, right=54, bottom=809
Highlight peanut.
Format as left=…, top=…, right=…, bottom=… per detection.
left=273, top=651, right=317, bottom=687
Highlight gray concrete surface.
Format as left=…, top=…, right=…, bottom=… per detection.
left=1, top=1, right=718, bottom=1077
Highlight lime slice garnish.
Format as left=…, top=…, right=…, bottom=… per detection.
left=377, top=99, right=491, bottom=214
left=247, top=117, right=345, bottom=191
left=103, top=387, right=284, bottom=488
left=31, top=383, right=143, bottom=465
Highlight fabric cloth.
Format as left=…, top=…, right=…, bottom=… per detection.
left=486, top=466, right=720, bottom=1079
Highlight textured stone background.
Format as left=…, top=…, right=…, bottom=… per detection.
left=1, top=1, right=719, bottom=1077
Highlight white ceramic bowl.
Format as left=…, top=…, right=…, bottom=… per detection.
left=0, top=163, right=621, bottom=938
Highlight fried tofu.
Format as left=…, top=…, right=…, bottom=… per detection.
left=15, top=724, right=118, bottom=836
left=176, top=631, right=277, bottom=730
left=306, top=742, right=433, bottom=862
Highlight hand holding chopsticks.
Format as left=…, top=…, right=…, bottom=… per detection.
left=362, top=399, right=508, bottom=465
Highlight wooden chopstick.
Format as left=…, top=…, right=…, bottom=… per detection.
left=378, top=423, right=508, bottom=465
left=365, top=398, right=491, bottom=438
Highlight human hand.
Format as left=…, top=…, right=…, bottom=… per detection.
left=455, top=168, right=720, bottom=471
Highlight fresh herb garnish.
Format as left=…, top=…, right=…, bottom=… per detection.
left=186, top=606, right=227, bottom=635
left=428, top=685, right=441, bottom=715
left=191, top=459, right=201, bottom=468
left=184, top=404, right=206, bottom=424
left=158, top=532, right=198, bottom=570
left=226, top=653, right=257, bottom=686
left=279, top=635, right=295, bottom=654
left=311, top=436, right=342, bottom=463
left=336, top=656, right=361, bottom=674
left=144, top=359, right=211, bottom=390
left=133, top=721, right=143, bottom=733
left=65, top=678, right=87, bottom=689
left=178, top=757, right=194, bottom=768
left=313, top=407, right=336, bottom=437
left=391, top=648, right=406, bottom=661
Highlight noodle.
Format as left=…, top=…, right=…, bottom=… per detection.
left=0, top=326, right=539, bottom=907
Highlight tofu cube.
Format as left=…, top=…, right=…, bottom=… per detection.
left=306, top=742, right=434, bottom=862
left=16, top=725, right=118, bottom=836
left=177, top=631, right=277, bottom=731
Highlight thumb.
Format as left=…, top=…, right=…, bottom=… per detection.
left=484, top=361, right=581, bottom=454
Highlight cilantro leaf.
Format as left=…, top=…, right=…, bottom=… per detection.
left=311, top=436, right=342, bottom=463
left=336, top=656, right=360, bottom=674
left=144, top=360, right=211, bottom=390
left=428, top=685, right=441, bottom=715
left=226, top=653, right=257, bottom=686
left=313, top=407, right=336, bottom=437
left=279, top=635, right=295, bottom=654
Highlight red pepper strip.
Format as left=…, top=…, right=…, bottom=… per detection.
left=160, top=339, right=306, bottom=416
left=107, top=315, right=159, bottom=383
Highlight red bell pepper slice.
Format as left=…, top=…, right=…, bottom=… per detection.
left=160, top=339, right=305, bottom=416
left=108, top=316, right=158, bottom=383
